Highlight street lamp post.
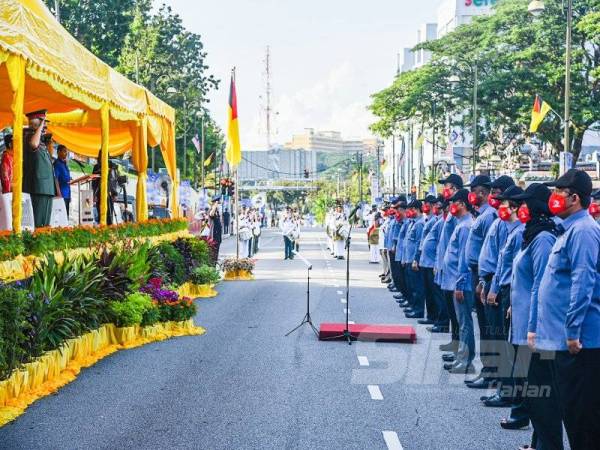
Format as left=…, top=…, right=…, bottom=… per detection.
left=449, top=61, right=478, bottom=174
left=529, top=0, right=572, bottom=155
left=392, top=135, right=397, bottom=196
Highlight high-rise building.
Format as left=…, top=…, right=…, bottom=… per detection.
left=237, top=147, right=317, bottom=182
left=284, top=128, right=377, bottom=154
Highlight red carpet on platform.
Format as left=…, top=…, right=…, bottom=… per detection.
left=318, top=323, right=417, bottom=343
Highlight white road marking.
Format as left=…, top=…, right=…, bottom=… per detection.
left=348, top=320, right=355, bottom=324
left=337, top=290, right=343, bottom=295
left=358, top=356, right=369, bottom=366
left=382, top=431, right=403, bottom=450
left=368, top=385, right=383, bottom=400
left=343, top=308, right=350, bottom=314
left=340, top=298, right=347, bottom=304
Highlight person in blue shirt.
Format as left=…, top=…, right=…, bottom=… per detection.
left=413, top=195, right=441, bottom=325
left=388, top=196, right=407, bottom=295
left=502, top=183, right=563, bottom=450
left=469, top=175, right=516, bottom=389
left=435, top=173, right=463, bottom=353
left=441, top=189, right=475, bottom=374
left=394, top=197, right=411, bottom=303
left=480, top=186, right=526, bottom=408
left=401, top=200, right=426, bottom=318
left=536, top=169, right=600, bottom=449
left=53, top=144, right=72, bottom=217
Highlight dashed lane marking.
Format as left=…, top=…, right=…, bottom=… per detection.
left=348, top=320, right=355, bottom=324
left=382, top=431, right=403, bottom=450
left=337, top=290, right=343, bottom=295
left=358, top=356, right=369, bottom=366
left=340, top=298, right=347, bottom=304
left=343, top=308, right=350, bottom=314
left=368, top=385, right=383, bottom=400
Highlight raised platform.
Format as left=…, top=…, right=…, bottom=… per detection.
left=318, top=323, right=417, bottom=343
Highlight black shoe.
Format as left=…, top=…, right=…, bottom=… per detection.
left=442, top=353, right=456, bottom=362
left=448, top=363, right=476, bottom=374
left=393, top=294, right=404, bottom=300
left=417, top=319, right=435, bottom=325
left=483, top=394, right=512, bottom=408
left=443, top=361, right=459, bottom=371
left=388, top=287, right=399, bottom=293
left=427, top=326, right=449, bottom=333
left=439, top=342, right=458, bottom=352
left=466, top=377, right=496, bottom=389
left=381, top=278, right=391, bottom=284
left=406, top=311, right=424, bottom=319
left=500, top=417, right=530, bottom=430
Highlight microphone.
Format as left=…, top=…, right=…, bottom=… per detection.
left=348, top=203, right=361, bottom=221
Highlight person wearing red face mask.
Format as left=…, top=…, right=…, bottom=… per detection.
left=441, top=189, right=475, bottom=374
left=535, top=169, right=600, bottom=449
left=589, top=190, right=600, bottom=224
left=388, top=195, right=409, bottom=299
left=400, top=200, right=426, bottom=318
left=497, top=183, right=563, bottom=449
left=468, top=175, right=517, bottom=389
left=435, top=174, right=464, bottom=354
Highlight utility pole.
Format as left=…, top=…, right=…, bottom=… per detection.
left=54, top=0, right=60, bottom=22
left=564, top=0, right=573, bottom=156
left=357, top=151, right=363, bottom=205
left=201, top=114, right=205, bottom=191
left=376, top=142, right=381, bottom=198
left=432, top=100, right=437, bottom=193
left=392, top=135, right=396, bottom=196
left=472, top=65, right=478, bottom=174
left=265, top=46, right=272, bottom=150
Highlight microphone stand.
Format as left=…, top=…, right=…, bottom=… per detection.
left=285, top=251, right=318, bottom=337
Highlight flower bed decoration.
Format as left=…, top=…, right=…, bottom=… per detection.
left=221, top=257, right=255, bottom=281
left=177, top=266, right=221, bottom=298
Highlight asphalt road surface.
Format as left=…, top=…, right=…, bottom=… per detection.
left=0, top=228, right=535, bottom=450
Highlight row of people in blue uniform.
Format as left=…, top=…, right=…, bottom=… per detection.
left=378, top=169, right=600, bottom=450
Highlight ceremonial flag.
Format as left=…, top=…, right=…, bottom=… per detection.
left=204, top=153, right=214, bottom=167
left=529, top=95, right=552, bottom=133
left=225, top=71, right=241, bottom=167
left=192, top=134, right=201, bottom=154
left=380, top=158, right=388, bottom=171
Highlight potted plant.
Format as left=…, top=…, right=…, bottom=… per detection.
left=221, top=257, right=255, bottom=281
left=178, top=265, right=220, bottom=298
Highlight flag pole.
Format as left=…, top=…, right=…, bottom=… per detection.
left=233, top=67, right=240, bottom=260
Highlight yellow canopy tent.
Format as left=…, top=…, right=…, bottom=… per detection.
left=0, top=0, right=179, bottom=230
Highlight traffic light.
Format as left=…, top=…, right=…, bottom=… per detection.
left=228, top=180, right=235, bottom=198
left=303, top=169, right=310, bottom=179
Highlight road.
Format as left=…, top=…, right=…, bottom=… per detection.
left=0, top=228, right=532, bottom=450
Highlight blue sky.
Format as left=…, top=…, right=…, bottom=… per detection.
left=162, top=0, right=441, bottom=149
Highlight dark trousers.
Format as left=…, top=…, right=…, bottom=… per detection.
left=390, top=258, right=400, bottom=290
left=422, top=267, right=437, bottom=321
left=224, top=221, right=230, bottom=234
left=406, top=268, right=425, bottom=315
left=487, top=285, right=513, bottom=384
left=433, top=281, right=449, bottom=328
left=284, top=236, right=294, bottom=259
left=506, top=344, right=531, bottom=422
left=443, top=289, right=459, bottom=344
left=253, top=235, right=259, bottom=254
left=64, top=198, right=70, bottom=217
left=554, top=348, right=600, bottom=450
left=526, top=352, right=564, bottom=450
left=398, top=263, right=410, bottom=301
left=31, top=194, right=53, bottom=228
left=478, top=271, right=495, bottom=371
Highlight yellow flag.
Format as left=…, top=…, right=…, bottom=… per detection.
left=225, top=73, right=241, bottom=167
left=204, top=153, right=214, bottom=167
left=530, top=95, right=552, bottom=133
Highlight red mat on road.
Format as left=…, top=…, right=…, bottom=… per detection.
left=319, top=323, right=417, bottom=343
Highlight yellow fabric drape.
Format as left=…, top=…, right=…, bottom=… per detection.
left=7, top=54, right=25, bottom=232
left=159, top=119, right=179, bottom=218
left=99, top=104, right=109, bottom=225
left=131, top=117, right=149, bottom=221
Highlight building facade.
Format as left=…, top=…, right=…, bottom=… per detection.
left=237, top=147, right=317, bottom=182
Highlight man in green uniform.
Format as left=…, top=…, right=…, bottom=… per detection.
left=23, top=110, right=56, bottom=228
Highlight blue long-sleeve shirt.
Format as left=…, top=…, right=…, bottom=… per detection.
left=465, top=203, right=497, bottom=267
left=509, top=231, right=556, bottom=346
left=402, top=215, right=425, bottom=264
left=489, top=221, right=524, bottom=294
left=53, top=158, right=71, bottom=199
left=384, top=218, right=396, bottom=250
left=434, top=214, right=457, bottom=286
left=419, top=215, right=441, bottom=268
left=395, top=220, right=411, bottom=262
left=536, top=210, right=600, bottom=351
left=441, top=214, right=473, bottom=292
left=478, top=218, right=509, bottom=278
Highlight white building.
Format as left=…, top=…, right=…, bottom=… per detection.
left=285, top=128, right=378, bottom=155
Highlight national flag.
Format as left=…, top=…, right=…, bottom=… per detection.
left=225, top=71, right=241, bottom=167
left=204, top=153, right=214, bottom=167
left=529, top=95, right=552, bottom=133
left=192, top=134, right=201, bottom=154
left=380, top=158, right=388, bottom=171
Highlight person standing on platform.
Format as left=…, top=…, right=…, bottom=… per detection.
left=402, top=200, right=426, bottom=319
left=435, top=174, right=463, bottom=354
left=416, top=195, right=442, bottom=326
left=469, top=175, right=516, bottom=390
left=53, top=145, right=72, bottom=217
left=208, top=195, right=223, bottom=260
left=442, top=189, right=475, bottom=374
left=22, top=110, right=56, bottom=228
left=505, top=183, right=562, bottom=449
left=537, top=169, right=600, bottom=449
left=1, top=134, right=13, bottom=194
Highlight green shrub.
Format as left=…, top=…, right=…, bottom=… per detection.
left=190, top=265, right=220, bottom=285
left=141, top=305, right=161, bottom=327
left=158, top=298, right=197, bottom=323
left=96, top=242, right=151, bottom=301
left=0, top=285, right=30, bottom=380
left=148, top=243, right=186, bottom=286
left=109, top=292, right=154, bottom=327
